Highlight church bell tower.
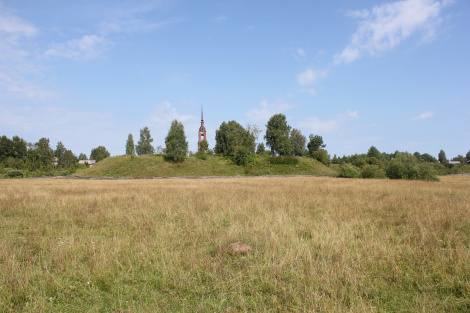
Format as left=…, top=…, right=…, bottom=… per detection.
left=198, top=106, right=206, bottom=152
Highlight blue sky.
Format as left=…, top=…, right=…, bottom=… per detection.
left=1, top=0, right=469, bottom=159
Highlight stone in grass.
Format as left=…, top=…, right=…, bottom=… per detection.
left=220, top=241, right=253, bottom=256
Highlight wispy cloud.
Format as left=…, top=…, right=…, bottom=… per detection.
left=299, top=111, right=359, bottom=133
left=334, top=0, right=450, bottom=65
left=45, top=35, right=113, bottom=60
left=411, top=111, right=434, bottom=120
left=246, top=99, right=296, bottom=123
left=297, top=68, right=327, bottom=86
left=215, top=15, right=227, bottom=23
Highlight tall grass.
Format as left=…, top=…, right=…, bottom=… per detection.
left=0, top=176, right=469, bottom=312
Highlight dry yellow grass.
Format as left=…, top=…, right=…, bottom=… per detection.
left=0, top=176, right=469, bottom=312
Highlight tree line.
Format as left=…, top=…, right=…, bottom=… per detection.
left=0, top=135, right=110, bottom=178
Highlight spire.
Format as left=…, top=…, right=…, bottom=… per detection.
left=201, top=104, right=204, bottom=122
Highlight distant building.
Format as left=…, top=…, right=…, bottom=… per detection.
left=449, top=161, right=461, bottom=165
left=198, top=106, right=207, bottom=152
left=78, top=160, right=96, bottom=166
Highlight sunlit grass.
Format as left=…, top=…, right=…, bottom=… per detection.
left=0, top=176, right=469, bottom=312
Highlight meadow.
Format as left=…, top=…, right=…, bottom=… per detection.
left=0, top=176, right=469, bottom=312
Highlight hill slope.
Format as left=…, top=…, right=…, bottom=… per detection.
left=76, top=155, right=338, bottom=178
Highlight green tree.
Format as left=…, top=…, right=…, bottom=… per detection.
left=125, top=133, right=136, bottom=155
left=419, top=153, right=437, bottom=163
left=62, top=150, right=77, bottom=168
left=199, top=139, right=209, bottom=153
left=90, top=146, right=110, bottom=162
left=12, top=136, right=27, bottom=159
left=256, top=142, right=265, bottom=155
left=312, top=149, right=330, bottom=166
left=367, top=146, right=381, bottom=159
left=307, top=134, right=325, bottom=157
left=165, top=120, right=188, bottom=162
left=265, top=114, right=292, bottom=156
left=290, top=128, right=306, bottom=156
left=0, top=135, right=14, bottom=162
left=55, top=141, right=67, bottom=167
left=214, top=121, right=255, bottom=156
left=466, top=150, right=470, bottom=162
left=25, top=138, right=54, bottom=170
left=78, top=153, right=88, bottom=160
left=438, top=149, right=447, bottom=164
left=136, top=127, right=155, bottom=155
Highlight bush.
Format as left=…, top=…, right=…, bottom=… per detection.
left=268, top=156, right=299, bottom=165
left=1, top=168, right=24, bottom=178
left=196, top=152, right=208, bottom=160
left=339, top=164, right=360, bottom=178
left=360, top=164, right=386, bottom=179
left=312, top=149, right=330, bottom=166
left=234, top=146, right=256, bottom=166
left=386, top=154, right=439, bottom=181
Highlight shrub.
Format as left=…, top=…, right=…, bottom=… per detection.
left=386, top=154, right=439, bottom=181
left=196, top=152, right=208, bottom=160
left=1, top=168, right=24, bottom=178
left=234, top=146, right=253, bottom=166
left=360, top=164, right=386, bottom=179
left=269, top=156, right=299, bottom=165
left=417, top=163, right=440, bottom=181
left=339, top=164, right=360, bottom=178
left=312, top=149, right=330, bottom=166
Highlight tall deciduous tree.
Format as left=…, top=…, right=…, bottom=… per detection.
left=367, top=146, right=381, bottom=159
left=78, top=153, right=88, bottom=160
left=198, top=139, right=209, bottom=153
left=307, top=134, right=326, bottom=157
left=290, top=128, right=306, bottom=156
left=214, top=121, right=256, bottom=156
left=466, top=150, right=470, bottom=162
left=62, top=150, right=77, bottom=168
left=125, top=133, right=135, bottom=155
left=265, top=114, right=292, bottom=156
left=165, top=120, right=188, bottom=162
left=90, top=146, right=110, bottom=162
left=55, top=141, right=67, bottom=167
left=136, top=127, right=155, bottom=155
left=438, top=149, right=447, bottom=164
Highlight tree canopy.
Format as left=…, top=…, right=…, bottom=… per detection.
left=125, top=133, right=135, bottom=155
left=265, top=114, right=292, bottom=156
left=214, top=121, right=256, bottom=156
left=290, top=128, right=306, bottom=156
left=90, top=146, right=110, bottom=162
left=307, top=134, right=325, bottom=157
left=136, top=127, right=155, bottom=155
left=165, top=120, right=188, bottom=162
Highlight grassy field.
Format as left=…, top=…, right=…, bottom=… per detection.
left=75, top=154, right=338, bottom=178
left=0, top=176, right=469, bottom=312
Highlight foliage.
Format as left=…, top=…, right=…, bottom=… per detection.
left=312, top=149, right=330, bottom=166
left=199, top=139, right=209, bottom=153
left=196, top=152, right=208, bottom=160
left=25, top=138, right=54, bottom=171
left=234, top=146, right=252, bottom=166
left=78, top=153, right=88, bottom=160
left=418, top=153, right=438, bottom=163
left=268, top=156, right=299, bottom=165
left=386, top=153, right=439, bottom=181
left=438, top=149, right=447, bottom=164
left=214, top=121, right=256, bottom=156
left=136, top=127, right=155, bottom=155
left=256, top=142, right=265, bottom=155
left=366, top=146, right=381, bottom=159
left=466, top=150, right=470, bottom=161
left=265, top=114, right=292, bottom=156
left=338, top=163, right=361, bottom=178
left=126, top=133, right=136, bottom=155
left=360, top=164, right=386, bottom=179
left=307, top=134, right=326, bottom=157
left=90, top=146, right=110, bottom=162
left=290, top=128, right=306, bottom=156
left=165, top=120, right=188, bottom=162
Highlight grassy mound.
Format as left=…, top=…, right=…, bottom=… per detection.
left=75, top=154, right=338, bottom=178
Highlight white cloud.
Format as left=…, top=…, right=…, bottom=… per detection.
left=246, top=99, right=296, bottom=123
left=45, top=35, right=112, bottom=60
left=299, top=111, right=359, bottom=133
left=334, top=0, right=449, bottom=65
left=411, top=111, right=434, bottom=120
left=215, top=15, right=227, bottom=23
left=297, top=68, right=327, bottom=86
